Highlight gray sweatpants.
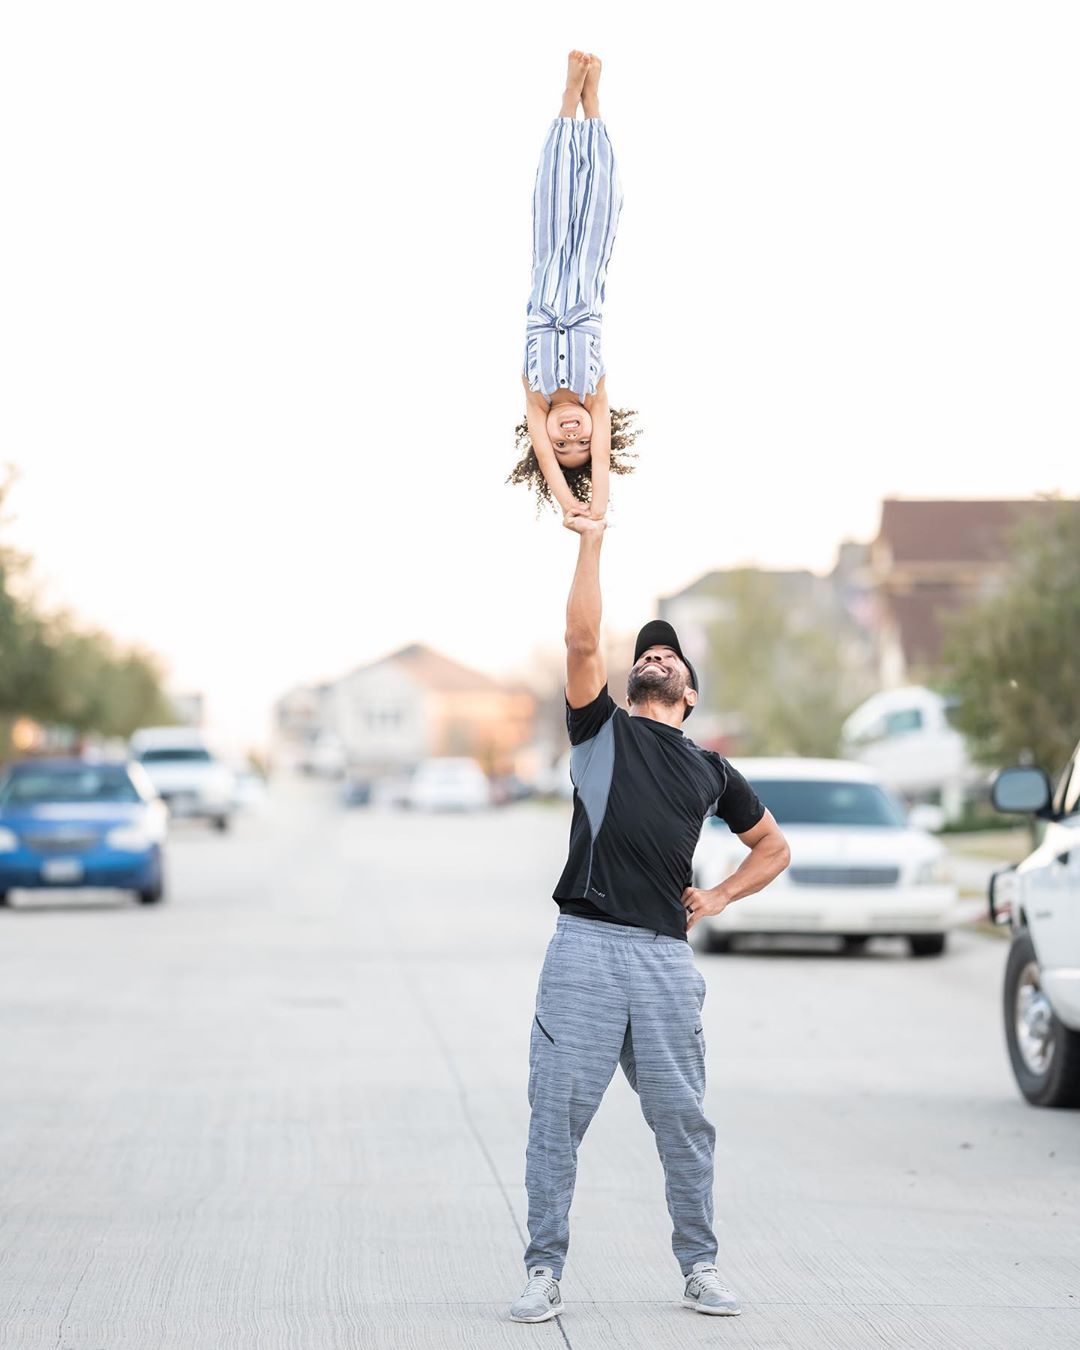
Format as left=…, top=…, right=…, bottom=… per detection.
left=524, top=913, right=717, bottom=1279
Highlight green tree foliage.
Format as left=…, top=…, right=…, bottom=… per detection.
left=0, top=468, right=176, bottom=751
left=941, top=498, right=1080, bottom=773
left=0, top=471, right=52, bottom=721
left=704, top=571, right=870, bottom=758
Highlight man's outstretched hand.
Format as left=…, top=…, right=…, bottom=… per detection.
left=563, top=502, right=607, bottom=534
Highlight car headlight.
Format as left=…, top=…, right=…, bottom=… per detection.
left=0, top=825, right=20, bottom=853
left=915, top=856, right=952, bottom=885
left=989, top=867, right=1018, bottom=925
left=106, top=825, right=156, bottom=851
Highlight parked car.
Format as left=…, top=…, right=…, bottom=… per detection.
left=535, top=749, right=574, bottom=802
left=300, top=732, right=347, bottom=779
left=987, top=741, right=1080, bottom=1107
left=692, top=757, right=957, bottom=955
left=369, top=774, right=414, bottom=809
left=490, top=773, right=536, bottom=806
left=405, top=757, right=490, bottom=811
left=0, top=758, right=167, bottom=906
left=341, top=772, right=373, bottom=807
left=128, top=727, right=236, bottom=830
left=230, top=763, right=267, bottom=812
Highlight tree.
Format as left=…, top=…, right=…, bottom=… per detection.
left=0, top=466, right=176, bottom=754
left=941, top=497, right=1080, bottom=773
left=704, top=571, right=871, bottom=757
left=0, top=469, right=54, bottom=730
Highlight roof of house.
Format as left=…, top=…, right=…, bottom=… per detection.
left=882, top=589, right=970, bottom=668
left=389, top=643, right=504, bottom=692
left=876, top=498, right=1071, bottom=565
left=661, top=566, right=824, bottom=605
left=348, top=643, right=532, bottom=697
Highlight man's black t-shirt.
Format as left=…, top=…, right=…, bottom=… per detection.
left=553, top=684, right=766, bottom=941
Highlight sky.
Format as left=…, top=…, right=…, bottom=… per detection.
left=2, top=2, right=1078, bottom=753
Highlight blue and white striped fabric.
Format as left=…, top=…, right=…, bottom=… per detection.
left=524, top=117, right=623, bottom=402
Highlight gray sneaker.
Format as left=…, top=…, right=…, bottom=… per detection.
left=682, top=1261, right=741, bottom=1315
left=510, top=1265, right=565, bottom=1322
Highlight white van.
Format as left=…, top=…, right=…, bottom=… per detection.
left=841, top=685, right=977, bottom=820
left=988, top=740, right=1080, bottom=1107
left=128, top=727, right=236, bottom=831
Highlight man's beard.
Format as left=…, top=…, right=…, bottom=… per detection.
left=627, top=663, right=686, bottom=709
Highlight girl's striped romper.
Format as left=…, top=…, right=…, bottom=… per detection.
left=523, top=117, right=623, bottom=402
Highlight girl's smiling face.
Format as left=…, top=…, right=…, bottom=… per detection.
left=546, top=403, right=593, bottom=467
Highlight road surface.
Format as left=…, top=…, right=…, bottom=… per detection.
left=0, top=777, right=1076, bottom=1349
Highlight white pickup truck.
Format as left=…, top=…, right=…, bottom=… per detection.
left=989, top=738, right=1080, bottom=1107
left=128, top=727, right=236, bottom=832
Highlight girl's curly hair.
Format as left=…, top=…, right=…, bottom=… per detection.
left=505, top=408, right=641, bottom=514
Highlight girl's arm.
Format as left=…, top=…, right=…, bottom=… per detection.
left=586, top=379, right=610, bottom=519
left=522, top=376, right=581, bottom=519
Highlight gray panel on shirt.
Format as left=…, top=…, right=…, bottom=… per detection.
left=569, top=719, right=616, bottom=842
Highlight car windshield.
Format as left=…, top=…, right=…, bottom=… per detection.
left=744, top=779, right=907, bottom=828
left=0, top=766, right=141, bottom=806
left=138, top=748, right=212, bottom=764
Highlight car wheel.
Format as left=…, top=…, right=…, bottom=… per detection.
left=908, top=934, right=947, bottom=957
left=213, top=815, right=230, bottom=832
left=137, top=882, right=166, bottom=905
left=841, top=935, right=869, bottom=953
left=0, top=891, right=8, bottom=907
left=1004, top=930, right=1080, bottom=1108
left=699, top=928, right=732, bottom=954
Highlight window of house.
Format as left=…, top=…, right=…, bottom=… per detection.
left=360, top=706, right=403, bottom=733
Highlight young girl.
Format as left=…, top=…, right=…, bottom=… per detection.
left=507, top=53, right=641, bottom=523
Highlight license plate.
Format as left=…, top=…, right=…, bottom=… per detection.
left=41, top=857, right=85, bottom=883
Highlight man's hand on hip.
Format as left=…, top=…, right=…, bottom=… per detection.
left=681, top=885, right=731, bottom=932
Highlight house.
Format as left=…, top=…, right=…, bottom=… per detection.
left=277, top=644, right=536, bottom=778
left=869, top=498, right=1073, bottom=686
left=657, top=561, right=874, bottom=748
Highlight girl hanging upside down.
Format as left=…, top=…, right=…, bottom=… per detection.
left=507, top=52, right=641, bottom=524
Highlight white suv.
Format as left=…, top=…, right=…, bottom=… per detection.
left=989, top=741, right=1080, bottom=1107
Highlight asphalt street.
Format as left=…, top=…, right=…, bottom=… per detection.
left=0, top=776, right=1077, bottom=1349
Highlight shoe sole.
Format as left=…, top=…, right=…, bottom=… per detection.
left=682, top=1296, right=741, bottom=1316
left=510, top=1302, right=565, bottom=1323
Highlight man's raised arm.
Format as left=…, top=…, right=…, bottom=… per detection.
left=564, top=517, right=607, bottom=708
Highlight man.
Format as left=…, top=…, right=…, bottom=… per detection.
left=510, top=511, right=791, bottom=1324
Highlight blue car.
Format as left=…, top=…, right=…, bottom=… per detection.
left=0, top=758, right=168, bottom=907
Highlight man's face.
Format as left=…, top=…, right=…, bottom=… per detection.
left=626, top=645, right=695, bottom=716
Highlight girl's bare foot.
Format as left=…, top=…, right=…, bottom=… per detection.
left=560, top=50, right=591, bottom=118
left=582, top=53, right=602, bottom=118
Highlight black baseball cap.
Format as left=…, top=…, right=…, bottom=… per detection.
left=632, top=619, right=699, bottom=719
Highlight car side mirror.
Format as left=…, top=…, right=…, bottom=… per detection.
left=991, top=765, right=1052, bottom=816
